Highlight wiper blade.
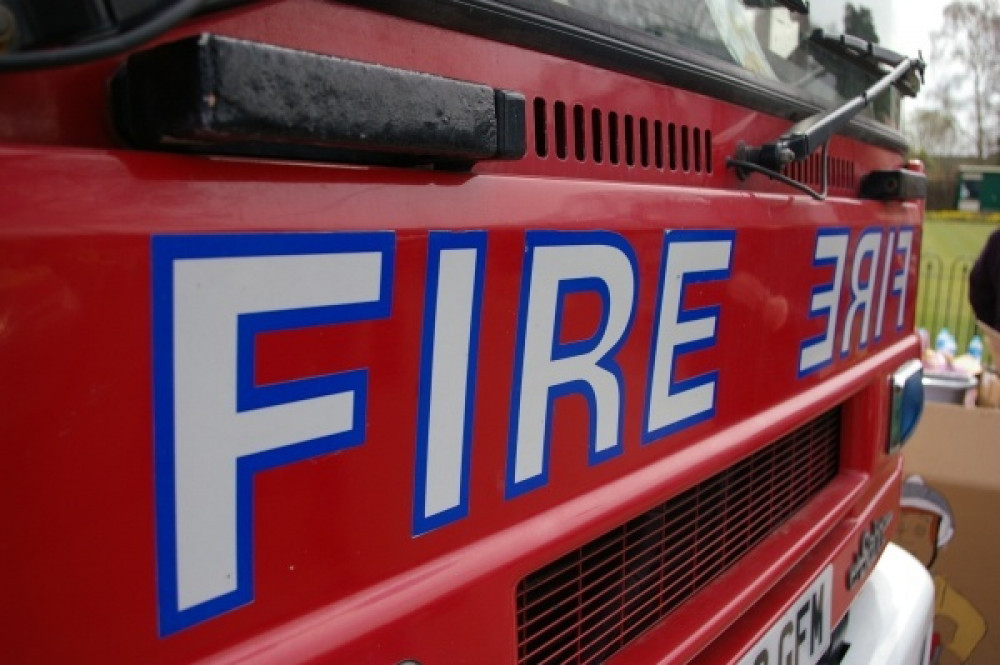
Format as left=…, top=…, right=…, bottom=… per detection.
left=727, top=32, right=925, bottom=198
left=808, top=29, right=923, bottom=97
left=742, top=0, right=810, bottom=14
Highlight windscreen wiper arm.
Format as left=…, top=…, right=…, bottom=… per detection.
left=727, top=32, right=925, bottom=197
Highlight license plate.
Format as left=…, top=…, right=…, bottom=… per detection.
left=737, top=566, right=833, bottom=665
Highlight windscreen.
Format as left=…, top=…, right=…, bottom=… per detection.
left=544, top=0, right=904, bottom=127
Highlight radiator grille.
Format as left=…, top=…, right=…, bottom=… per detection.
left=515, top=408, right=841, bottom=665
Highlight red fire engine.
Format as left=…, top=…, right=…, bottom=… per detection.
left=1, top=1, right=933, bottom=663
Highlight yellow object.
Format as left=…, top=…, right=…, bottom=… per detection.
left=935, top=576, right=987, bottom=660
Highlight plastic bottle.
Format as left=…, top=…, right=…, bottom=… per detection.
left=935, top=328, right=957, bottom=356
left=968, top=335, right=984, bottom=361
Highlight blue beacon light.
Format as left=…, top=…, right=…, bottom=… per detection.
left=889, top=359, right=925, bottom=453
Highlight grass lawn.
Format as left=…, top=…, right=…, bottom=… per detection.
left=917, top=214, right=999, bottom=354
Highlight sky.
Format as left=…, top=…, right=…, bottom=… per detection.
left=808, top=0, right=952, bottom=108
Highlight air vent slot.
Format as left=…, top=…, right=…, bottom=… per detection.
left=783, top=154, right=856, bottom=191
left=516, top=408, right=841, bottom=665
left=533, top=98, right=712, bottom=175
left=534, top=97, right=548, bottom=158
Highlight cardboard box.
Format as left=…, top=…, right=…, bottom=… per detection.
left=896, top=402, right=1000, bottom=665
left=979, top=370, right=1000, bottom=409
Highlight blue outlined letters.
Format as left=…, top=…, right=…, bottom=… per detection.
left=889, top=228, right=914, bottom=331
left=799, top=230, right=849, bottom=376
left=150, top=224, right=916, bottom=634
left=413, top=232, right=487, bottom=535
left=644, top=230, right=735, bottom=443
left=153, top=233, right=393, bottom=635
left=506, top=231, right=638, bottom=498
left=798, top=226, right=915, bottom=376
left=840, top=229, right=882, bottom=356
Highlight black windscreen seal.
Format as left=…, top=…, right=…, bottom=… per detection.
left=347, top=0, right=909, bottom=155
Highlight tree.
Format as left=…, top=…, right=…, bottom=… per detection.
left=907, top=108, right=961, bottom=155
left=932, top=0, right=1000, bottom=159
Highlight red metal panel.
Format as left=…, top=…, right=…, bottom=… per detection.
left=0, top=2, right=922, bottom=663
left=1, top=143, right=919, bottom=663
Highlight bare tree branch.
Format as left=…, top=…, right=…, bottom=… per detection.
left=931, top=0, right=1000, bottom=159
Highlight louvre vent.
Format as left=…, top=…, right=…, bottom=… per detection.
left=533, top=97, right=712, bottom=174
left=782, top=153, right=856, bottom=191
left=516, top=408, right=841, bottom=665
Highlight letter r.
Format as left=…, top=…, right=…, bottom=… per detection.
left=506, top=231, right=638, bottom=498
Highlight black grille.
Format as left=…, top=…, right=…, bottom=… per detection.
left=516, top=408, right=841, bottom=665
